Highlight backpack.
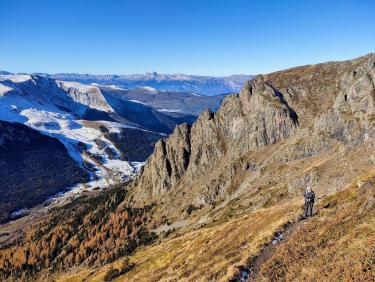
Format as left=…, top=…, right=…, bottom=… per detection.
left=305, top=191, right=314, bottom=202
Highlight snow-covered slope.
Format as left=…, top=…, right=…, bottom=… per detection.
left=58, top=80, right=114, bottom=112
left=0, top=73, right=232, bottom=222
left=0, top=73, right=230, bottom=201
left=0, top=75, right=145, bottom=189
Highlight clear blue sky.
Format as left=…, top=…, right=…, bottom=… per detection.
left=0, top=0, right=374, bottom=76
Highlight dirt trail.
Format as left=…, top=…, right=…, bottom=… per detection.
left=231, top=214, right=312, bottom=282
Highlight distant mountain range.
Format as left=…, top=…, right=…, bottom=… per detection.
left=0, top=70, right=253, bottom=96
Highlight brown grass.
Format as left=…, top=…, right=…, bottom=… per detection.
left=41, top=171, right=375, bottom=282
left=257, top=172, right=375, bottom=281
left=50, top=202, right=301, bottom=282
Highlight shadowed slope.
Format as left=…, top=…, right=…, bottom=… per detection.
left=0, top=121, right=89, bottom=223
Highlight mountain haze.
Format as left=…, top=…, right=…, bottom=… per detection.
left=36, top=72, right=253, bottom=96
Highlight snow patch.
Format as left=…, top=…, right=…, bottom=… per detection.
left=0, top=74, right=31, bottom=83
left=157, top=108, right=183, bottom=113
left=129, top=99, right=147, bottom=105
left=191, top=92, right=203, bottom=97
left=138, top=86, right=158, bottom=93
left=0, top=84, right=13, bottom=96
left=10, top=209, right=28, bottom=218
left=18, top=108, right=137, bottom=186
left=61, top=81, right=97, bottom=92
left=108, top=84, right=126, bottom=90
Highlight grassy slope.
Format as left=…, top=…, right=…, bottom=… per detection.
left=51, top=172, right=375, bottom=282
left=117, top=204, right=300, bottom=282
left=257, top=172, right=375, bottom=281
left=52, top=202, right=301, bottom=282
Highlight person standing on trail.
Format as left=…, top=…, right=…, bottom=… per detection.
left=304, top=186, right=315, bottom=217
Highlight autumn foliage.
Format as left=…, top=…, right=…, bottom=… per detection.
left=0, top=186, right=157, bottom=279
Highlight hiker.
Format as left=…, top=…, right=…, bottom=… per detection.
left=304, top=186, right=315, bottom=217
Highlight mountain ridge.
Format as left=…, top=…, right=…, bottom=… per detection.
left=127, top=52, right=374, bottom=225
left=0, top=53, right=374, bottom=281
left=0, top=72, right=229, bottom=224
left=0, top=70, right=253, bottom=96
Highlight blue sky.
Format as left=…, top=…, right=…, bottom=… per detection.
left=0, top=0, right=374, bottom=76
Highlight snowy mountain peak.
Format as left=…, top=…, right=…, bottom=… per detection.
left=22, top=72, right=254, bottom=96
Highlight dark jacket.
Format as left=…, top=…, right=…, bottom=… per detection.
left=304, top=190, right=315, bottom=203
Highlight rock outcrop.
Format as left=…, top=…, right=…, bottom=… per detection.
left=134, top=78, right=299, bottom=196
left=129, top=54, right=375, bottom=220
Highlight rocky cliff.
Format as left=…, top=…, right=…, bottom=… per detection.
left=129, top=54, right=375, bottom=220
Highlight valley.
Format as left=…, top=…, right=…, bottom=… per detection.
left=0, top=73, right=227, bottom=225
left=0, top=53, right=374, bottom=281
left=2, top=0, right=374, bottom=280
